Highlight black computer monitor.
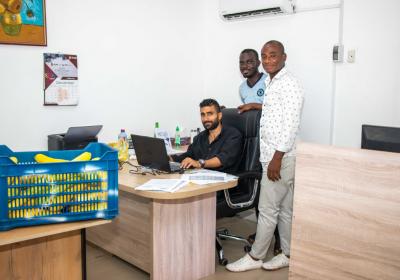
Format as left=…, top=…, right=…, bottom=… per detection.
left=361, top=124, right=400, bottom=153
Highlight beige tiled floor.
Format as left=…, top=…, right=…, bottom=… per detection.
left=87, top=210, right=288, bottom=280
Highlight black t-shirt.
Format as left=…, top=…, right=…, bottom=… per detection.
left=171, top=126, right=242, bottom=174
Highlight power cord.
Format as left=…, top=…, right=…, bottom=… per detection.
left=120, top=161, right=175, bottom=176
left=128, top=165, right=169, bottom=176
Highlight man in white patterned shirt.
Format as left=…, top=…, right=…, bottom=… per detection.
left=227, top=40, right=304, bottom=272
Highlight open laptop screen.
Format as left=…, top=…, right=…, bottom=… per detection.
left=131, top=134, right=172, bottom=172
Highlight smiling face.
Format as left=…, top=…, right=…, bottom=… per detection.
left=261, top=42, right=286, bottom=79
left=239, top=51, right=260, bottom=79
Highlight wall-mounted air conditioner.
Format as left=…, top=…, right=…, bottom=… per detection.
left=219, top=0, right=295, bottom=21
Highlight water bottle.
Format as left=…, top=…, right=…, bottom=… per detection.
left=175, top=126, right=181, bottom=148
left=118, top=129, right=129, bottom=162
left=154, top=122, right=159, bottom=137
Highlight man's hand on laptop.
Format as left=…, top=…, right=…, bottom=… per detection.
left=180, top=157, right=201, bottom=169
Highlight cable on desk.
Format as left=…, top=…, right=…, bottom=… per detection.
left=119, top=161, right=139, bottom=170
left=128, top=165, right=171, bottom=176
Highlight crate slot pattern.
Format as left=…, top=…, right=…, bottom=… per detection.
left=7, top=171, right=109, bottom=219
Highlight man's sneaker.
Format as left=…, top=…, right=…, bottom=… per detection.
left=226, top=254, right=262, bottom=272
left=262, top=253, right=290, bottom=271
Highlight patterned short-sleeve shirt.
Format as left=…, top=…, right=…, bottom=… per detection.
left=259, top=67, right=305, bottom=163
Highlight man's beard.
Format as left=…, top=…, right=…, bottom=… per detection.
left=202, top=119, right=220, bottom=131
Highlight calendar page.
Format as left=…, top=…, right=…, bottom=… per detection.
left=44, top=53, right=78, bottom=106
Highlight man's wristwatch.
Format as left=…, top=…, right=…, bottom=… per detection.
left=198, top=159, right=206, bottom=168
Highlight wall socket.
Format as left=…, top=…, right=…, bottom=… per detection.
left=347, top=49, right=356, bottom=63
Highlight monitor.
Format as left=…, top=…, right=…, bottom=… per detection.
left=361, top=124, right=400, bottom=153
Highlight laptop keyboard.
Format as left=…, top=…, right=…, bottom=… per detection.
left=169, top=161, right=181, bottom=172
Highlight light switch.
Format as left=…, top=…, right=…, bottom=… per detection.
left=332, top=44, right=343, bottom=62
left=347, top=49, right=356, bottom=63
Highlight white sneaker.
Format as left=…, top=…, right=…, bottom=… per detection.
left=262, top=253, right=290, bottom=270
left=226, top=254, right=262, bottom=272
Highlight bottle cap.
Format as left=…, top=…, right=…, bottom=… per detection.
left=121, top=129, right=125, bottom=132
left=176, top=126, right=180, bottom=131
left=155, top=122, right=159, bottom=128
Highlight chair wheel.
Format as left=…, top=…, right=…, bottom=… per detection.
left=244, top=245, right=252, bottom=252
left=219, top=258, right=228, bottom=266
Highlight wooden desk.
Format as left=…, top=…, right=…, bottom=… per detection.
left=86, top=165, right=237, bottom=280
left=0, top=219, right=110, bottom=280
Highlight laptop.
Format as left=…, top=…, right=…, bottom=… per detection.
left=131, top=134, right=182, bottom=173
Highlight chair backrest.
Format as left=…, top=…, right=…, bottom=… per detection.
left=217, top=108, right=262, bottom=218
left=221, top=108, right=262, bottom=174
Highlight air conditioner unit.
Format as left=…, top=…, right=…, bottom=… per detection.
left=219, top=0, right=295, bottom=21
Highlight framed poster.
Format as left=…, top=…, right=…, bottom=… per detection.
left=44, top=53, right=79, bottom=106
left=0, top=0, right=47, bottom=46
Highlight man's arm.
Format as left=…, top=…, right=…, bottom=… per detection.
left=212, top=130, right=243, bottom=171
left=277, top=79, right=304, bottom=153
left=170, top=144, right=194, bottom=163
left=237, top=103, right=262, bottom=114
left=267, top=78, right=304, bottom=181
left=267, top=151, right=284, bottom=181
left=180, top=157, right=222, bottom=169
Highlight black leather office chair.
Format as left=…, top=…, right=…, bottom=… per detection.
left=216, top=108, right=262, bottom=265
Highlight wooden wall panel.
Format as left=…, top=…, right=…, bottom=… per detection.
left=289, top=143, right=400, bottom=280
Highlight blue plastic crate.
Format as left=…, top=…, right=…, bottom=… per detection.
left=0, top=143, right=118, bottom=231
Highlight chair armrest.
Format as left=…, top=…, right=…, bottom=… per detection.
left=224, top=174, right=260, bottom=209
left=236, top=171, right=262, bottom=180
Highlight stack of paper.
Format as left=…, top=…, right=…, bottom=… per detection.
left=181, top=169, right=237, bottom=185
left=135, top=179, right=188, bottom=192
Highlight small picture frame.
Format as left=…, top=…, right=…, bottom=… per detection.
left=0, top=0, right=47, bottom=46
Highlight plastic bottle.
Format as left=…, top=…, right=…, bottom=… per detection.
left=190, top=129, right=197, bottom=144
left=154, top=122, right=159, bottom=137
left=118, top=129, right=129, bottom=162
left=175, top=126, right=181, bottom=148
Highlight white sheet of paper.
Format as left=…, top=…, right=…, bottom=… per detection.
left=181, top=169, right=237, bottom=185
left=135, top=179, right=188, bottom=192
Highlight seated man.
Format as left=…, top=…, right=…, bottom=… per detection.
left=171, top=98, right=242, bottom=174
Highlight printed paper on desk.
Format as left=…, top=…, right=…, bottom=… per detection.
left=135, top=179, right=188, bottom=192
left=181, top=170, right=237, bottom=185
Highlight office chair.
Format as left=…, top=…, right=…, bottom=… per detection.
left=216, top=108, right=262, bottom=265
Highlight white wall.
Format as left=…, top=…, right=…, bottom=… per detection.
left=333, top=0, right=400, bottom=147
left=203, top=1, right=339, bottom=145
left=0, top=0, right=205, bottom=151
left=1, top=0, right=399, bottom=151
